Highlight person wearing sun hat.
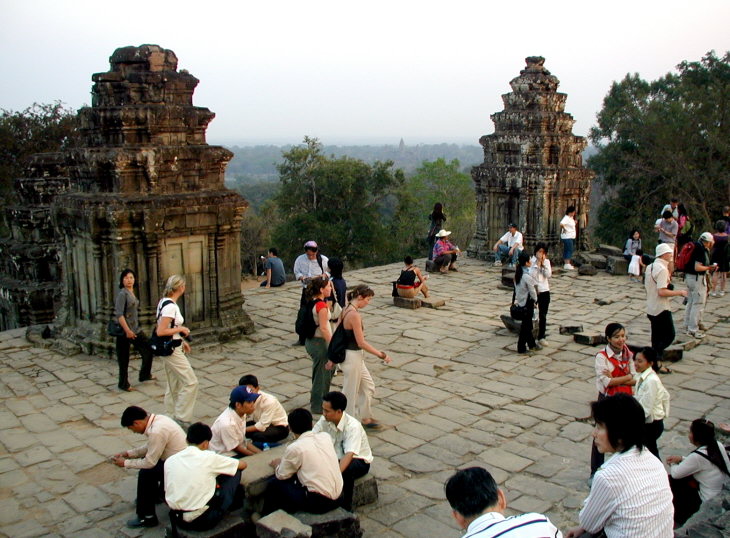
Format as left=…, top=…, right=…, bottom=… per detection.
left=684, top=232, right=718, bottom=339
left=432, top=229, right=461, bottom=273
left=645, top=242, right=687, bottom=373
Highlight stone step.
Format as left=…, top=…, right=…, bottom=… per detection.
left=393, top=296, right=422, bottom=309
left=420, top=297, right=445, bottom=309
left=256, top=510, right=312, bottom=538
left=292, top=508, right=362, bottom=538
left=573, top=333, right=607, bottom=346
left=164, top=510, right=247, bottom=538
left=559, top=324, right=584, bottom=335
left=352, top=474, right=378, bottom=507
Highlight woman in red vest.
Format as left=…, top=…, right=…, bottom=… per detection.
left=590, top=322, right=637, bottom=477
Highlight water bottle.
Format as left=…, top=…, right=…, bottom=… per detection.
left=263, top=443, right=270, bottom=451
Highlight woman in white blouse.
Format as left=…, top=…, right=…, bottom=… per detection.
left=529, top=242, right=551, bottom=347
left=667, top=418, right=730, bottom=527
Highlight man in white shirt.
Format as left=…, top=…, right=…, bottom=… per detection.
left=209, top=386, right=262, bottom=457
left=559, top=206, right=577, bottom=270
left=264, top=408, right=343, bottom=515
left=445, top=466, right=562, bottom=537
left=165, top=422, right=247, bottom=532
left=313, top=391, right=373, bottom=510
left=111, top=406, right=187, bottom=528
left=492, top=223, right=523, bottom=267
left=661, top=198, right=679, bottom=219
left=239, top=375, right=290, bottom=445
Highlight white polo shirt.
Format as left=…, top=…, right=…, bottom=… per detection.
left=164, top=446, right=239, bottom=511
left=313, top=412, right=373, bottom=464
left=499, top=231, right=523, bottom=249
left=209, top=407, right=246, bottom=457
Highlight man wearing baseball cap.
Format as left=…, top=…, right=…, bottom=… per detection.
left=684, top=232, right=718, bottom=338
left=645, top=243, right=688, bottom=362
left=209, top=386, right=262, bottom=457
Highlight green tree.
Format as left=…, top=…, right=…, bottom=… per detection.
left=272, top=137, right=405, bottom=266
left=589, top=51, right=730, bottom=246
left=392, top=158, right=475, bottom=258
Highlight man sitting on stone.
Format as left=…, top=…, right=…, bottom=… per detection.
left=432, top=229, right=461, bottom=273
left=263, top=408, right=343, bottom=515
left=238, top=374, right=290, bottom=446
left=209, top=386, right=262, bottom=457
left=112, top=405, right=187, bottom=529
left=165, top=422, right=247, bottom=532
left=492, top=223, right=524, bottom=268
left=313, top=391, right=373, bottom=511
left=260, top=247, right=287, bottom=288
left=445, top=466, right=563, bottom=537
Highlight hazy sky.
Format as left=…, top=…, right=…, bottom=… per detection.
left=2, top=0, right=729, bottom=146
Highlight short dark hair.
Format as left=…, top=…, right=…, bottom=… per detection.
left=604, top=322, right=625, bottom=340
left=445, top=467, right=499, bottom=518
left=121, top=406, right=147, bottom=427
left=119, top=268, right=136, bottom=289
left=288, top=408, right=313, bottom=435
left=534, top=242, right=548, bottom=255
left=662, top=210, right=673, bottom=219
left=328, top=257, right=344, bottom=279
left=268, top=247, right=278, bottom=256
left=637, top=346, right=658, bottom=370
left=670, top=198, right=678, bottom=203
left=591, top=394, right=645, bottom=453
left=566, top=205, right=576, bottom=214
left=635, top=248, right=643, bottom=256
left=404, top=255, right=414, bottom=265
left=187, top=422, right=213, bottom=444
left=323, top=391, right=347, bottom=412
left=238, top=375, right=259, bottom=388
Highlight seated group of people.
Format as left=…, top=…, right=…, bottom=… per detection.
left=113, top=375, right=372, bottom=532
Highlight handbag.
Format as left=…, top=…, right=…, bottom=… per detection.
left=509, top=288, right=526, bottom=321
left=107, top=319, right=125, bottom=337
left=327, top=308, right=354, bottom=364
left=149, top=299, right=179, bottom=356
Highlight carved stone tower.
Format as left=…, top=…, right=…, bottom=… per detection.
left=52, top=44, right=253, bottom=353
left=468, top=56, right=594, bottom=259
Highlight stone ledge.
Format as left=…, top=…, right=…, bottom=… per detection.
left=420, top=297, right=445, bottom=309
left=352, top=474, right=378, bottom=508
left=164, top=511, right=247, bottom=538
left=573, top=333, right=607, bottom=346
left=292, top=508, right=362, bottom=538
left=393, top=296, right=422, bottom=309
left=256, top=510, right=312, bottom=538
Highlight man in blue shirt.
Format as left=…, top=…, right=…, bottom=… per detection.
left=260, top=248, right=286, bottom=288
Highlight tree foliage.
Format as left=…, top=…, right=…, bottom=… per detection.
left=589, top=51, right=730, bottom=245
left=272, top=137, right=405, bottom=266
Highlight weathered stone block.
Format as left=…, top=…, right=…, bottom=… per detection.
left=559, top=325, right=584, bottom=335
left=578, top=264, right=598, bottom=276
left=585, top=254, right=607, bottom=269
left=293, top=508, right=362, bottom=538
left=606, top=256, right=628, bottom=275
left=573, top=333, right=607, bottom=346
left=256, top=510, right=312, bottom=538
left=167, top=512, right=247, bottom=537
left=393, top=296, right=422, bottom=309
left=240, top=445, right=287, bottom=497
left=420, top=297, right=445, bottom=309
left=352, top=474, right=378, bottom=507
left=501, top=267, right=516, bottom=288
left=597, top=244, right=624, bottom=257
left=500, top=314, right=539, bottom=339
left=424, top=260, right=438, bottom=273
left=661, top=345, right=684, bottom=363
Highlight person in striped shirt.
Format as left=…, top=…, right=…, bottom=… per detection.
left=566, top=394, right=673, bottom=538
left=445, top=466, right=562, bottom=537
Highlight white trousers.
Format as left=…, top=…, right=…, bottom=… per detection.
left=341, top=349, right=375, bottom=421
left=163, top=345, right=199, bottom=422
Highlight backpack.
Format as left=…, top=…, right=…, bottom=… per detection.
left=327, top=307, right=354, bottom=364
left=675, top=242, right=697, bottom=272
left=295, top=299, right=324, bottom=339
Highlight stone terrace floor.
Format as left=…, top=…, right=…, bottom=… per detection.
left=1, top=258, right=729, bottom=537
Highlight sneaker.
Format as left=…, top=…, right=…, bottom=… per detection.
left=686, top=331, right=705, bottom=339
left=508, top=263, right=515, bottom=269
left=126, top=516, right=159, bottom=528
left=531, top=342, right=543, bottom=351
left=493, top=260, right=502, bottom=267
left=720, top=291, right=726, bottom=297
left=710, top=291, right=718, bottom=297
left=564, top=264, right=575, bottom=270
left=538, top=338, right=549, bottom=347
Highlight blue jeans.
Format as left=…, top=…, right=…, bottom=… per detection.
left=561, top=238, right=574, bottom=261
left=497, top=244, right=520, bottom=265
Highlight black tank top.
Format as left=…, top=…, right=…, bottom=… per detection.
left=398, top=268, right=417, bottom=286
left=342, top=307, right=361, bottom=350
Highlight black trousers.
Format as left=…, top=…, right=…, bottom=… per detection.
left=245, top=421, right=290, bottom=445
left=341, top=458, right=370, bottom=511
left=536, top=291, right=550, bottom=340
left=262, top=476, right=340, bottom=515
left=643, top=419, right=664, bottom=460
left=669, top=474, right=702, bottom=527
left=647, top=310, right=675, bottom=359
left=116, top=332, right=154, bottom=389
left=433, top=253, right=457, bottom=269
left=137, top=459, right=165, bottom=518
left=169, top=470, right=242, bottom=533
left=517, top=299, right=536, bottom=353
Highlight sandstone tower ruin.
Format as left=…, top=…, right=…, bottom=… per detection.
left=468, top=56, right=594, bottom=259
left=40, top=44, right=252, bottom=352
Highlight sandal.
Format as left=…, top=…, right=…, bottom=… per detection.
left=658, top=365, right=673, bottom=375
left=362, top=421, right=382, bottom=430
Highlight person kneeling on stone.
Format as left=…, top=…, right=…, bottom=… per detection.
left=165, top=422, right=247, bottom=532
left=238, top=374, right=290, bottom=446
left=432, top=230, right=460, bottom=273
left=263, top=408, right=343, bottom=515
left=445, top=466, right=563, bottom=537
left=313, top=391, right=373, bottom=511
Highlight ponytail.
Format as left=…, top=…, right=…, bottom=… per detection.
left=691, top=419, right=729, bottom=475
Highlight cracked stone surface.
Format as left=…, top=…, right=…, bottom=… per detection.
left=0, top=258, right=728, bottom=536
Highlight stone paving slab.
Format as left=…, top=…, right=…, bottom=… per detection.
left=0, top=258, right=728, bottom=536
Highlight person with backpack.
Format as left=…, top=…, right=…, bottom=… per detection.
left=156, top=275, right=198, bottom=427
left=683, top=232, right=718, bottom=339
left=667, top=419, right=730, bottom=527
left=293, top=241, right=329, bottom=344
left=645, top=244, right=688, bottom=370
left=301, top=277, right=336, bottom=415
left=710, top=220, right=728, bottom=297
left=676, top=203, right=693, bottom=250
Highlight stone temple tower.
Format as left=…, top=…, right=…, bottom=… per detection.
left=52, top=44, right=253, bottom=353
left=467, top=56, right=594, bottom=259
